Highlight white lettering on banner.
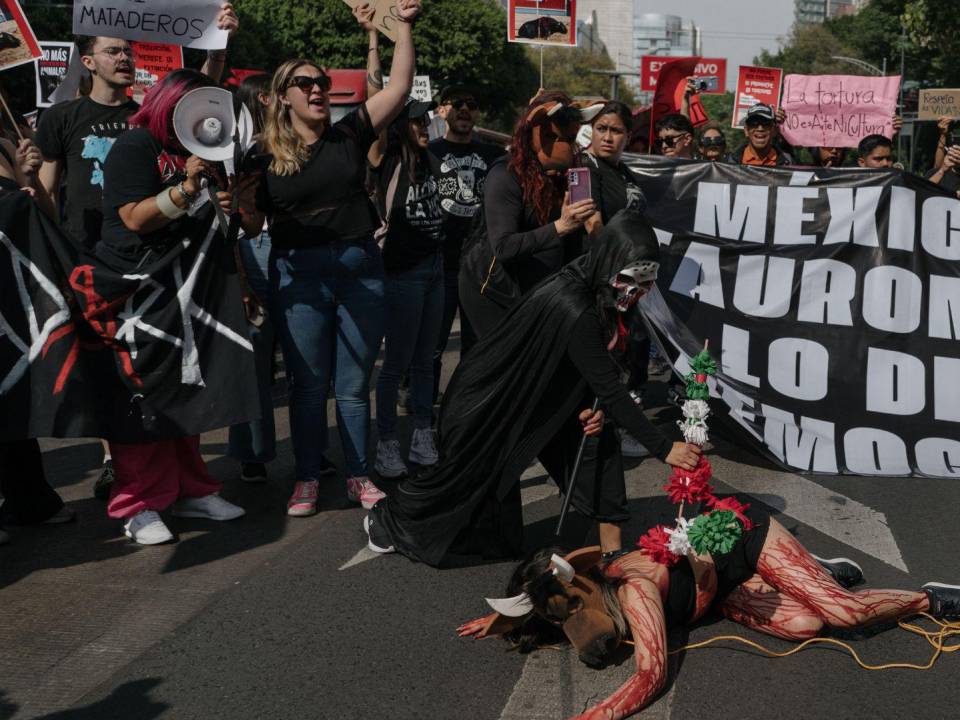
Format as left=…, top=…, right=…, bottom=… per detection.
left=767, top=337, right=829, bottom=401
left=928, top=275, right=960, bottom=340
left=732, top=255, right=794, bottom=318
left=668, top=242, right=725, bottom=307
left=843, top=427, right=910, bottom=475
left=920, top=196, right=960, bottom=260
left=72, top=1, right=227, bottom=51
left=693, top=182, right=768, bottom=243
left=715, top=378, right=763, bottom=441
left=720, top=323, right=760, bottom=388
left=915, top=438, right=960, bottom=477
left=773, top=187, right=819, bottom=245
left=934, top=356, right=960, bottom=423
left=866, top=348, right=925, bottom=415
left=887, top=187, right=916, bottom=251
left=861, top=266, right=922, bottom=333
left=761, top=404, right=838, bottom=472
left=823, top=187, right=882, bottom=246
left=797, top=259, right=855, bottom=326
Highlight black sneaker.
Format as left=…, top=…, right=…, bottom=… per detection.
left=363, top=514, right=395, bottom=554
left=812, top=555, right=864, bottom=589
left=922, top=583, right=960, bottom=619
left=93, top=460, right=114, bottom=500
left=318, top=455, right=337, bottom=477
left=240, top=462, right=268, bottom=483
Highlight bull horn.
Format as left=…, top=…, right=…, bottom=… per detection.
left=550, top=554, right=576, bottom=582
left=578, top=104, right=605, bottom=123
left=485, top=593, right=534, bottom=617
left=546, top=103, right=564, bottom=117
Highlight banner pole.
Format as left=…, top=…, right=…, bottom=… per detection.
left=0, top=92, right=24, bottom=141
left=540, top=44, right=544, bottom=89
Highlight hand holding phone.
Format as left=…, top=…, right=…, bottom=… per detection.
left=567, top=167, right=592, bottom=204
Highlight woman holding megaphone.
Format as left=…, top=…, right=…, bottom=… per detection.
left=239, top=0, right=423, bottom=519
left=96, top=68, right=255, bottom=545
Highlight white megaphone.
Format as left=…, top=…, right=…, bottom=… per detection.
left=172, top=86, right=254, bottom=177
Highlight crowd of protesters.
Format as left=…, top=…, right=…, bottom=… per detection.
left=2, top=0, right=960, bottom=549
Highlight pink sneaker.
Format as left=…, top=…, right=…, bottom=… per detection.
left=347, top=476, right=385, bottom=510
left=287, top=480, right=319, bottom=517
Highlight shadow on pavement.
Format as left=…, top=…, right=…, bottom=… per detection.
left=0, top=689, right=18, bottom=720
left=30, top=679, right=167, bottom=719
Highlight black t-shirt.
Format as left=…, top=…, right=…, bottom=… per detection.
left=257, top=106, right=379, bottom=248
left=35, top=96, right=139, bottom=249
left=925, top=167, right=960, bottom=196
left=428, top=138, right=505, bottom=271
left=375, top=150, right=444, bottom=273
left=585, top=153, right=647, bottom=223
left=99, top=128, right=211, bottom=271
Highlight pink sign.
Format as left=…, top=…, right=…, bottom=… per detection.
left=780, top=74, right=901, bottom=148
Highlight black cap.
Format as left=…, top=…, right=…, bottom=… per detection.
left=436, top=84, right=479, bottom=104
left=745, top=103, right=775, bottom=123
left=405, top=99, right=437, bottom=119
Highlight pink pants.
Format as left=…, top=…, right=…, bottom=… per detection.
left=107, top=435, right=221, bottom=519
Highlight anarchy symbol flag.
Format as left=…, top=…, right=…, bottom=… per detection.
left=0, top=189, right=258, bottom=443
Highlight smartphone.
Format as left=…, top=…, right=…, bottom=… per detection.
left=567, top=167, right=592, bottom=204
left=696, top=76, right=720, bottom=93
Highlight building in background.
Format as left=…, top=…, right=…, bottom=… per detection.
left=795, top=0, right=858, bottom=26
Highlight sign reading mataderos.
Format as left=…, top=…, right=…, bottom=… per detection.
left=780, top=74, right=900, bottom=148
left=623, top=156, right=960, bottom=478
left=72, top=0, right=227, bottom=50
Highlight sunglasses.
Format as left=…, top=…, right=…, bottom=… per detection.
left=288, top=75, right=331, bottom=93
left=745, top=119, right=774, bottom=129
left=659, top=133, right=689, bottom=148
left=444, top=98, right=479, bottom=111
left=700, top=136, right=726, bottom=148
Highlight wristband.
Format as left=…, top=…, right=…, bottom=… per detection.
left=176, top=181, right=199, bottom=204
left=156, top=187, right=187, bottom=219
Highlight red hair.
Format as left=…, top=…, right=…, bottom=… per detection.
left=507, top=91, right=573, bottom=225
left=129, top=69, right=216, bottom=147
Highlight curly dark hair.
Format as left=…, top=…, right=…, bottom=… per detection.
left=507, top=91, right=575, bottom=225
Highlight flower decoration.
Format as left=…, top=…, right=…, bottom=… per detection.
left=687, top=510, right=742, bottom=556
left=664, top=464, right=714, bottom=505
left=665, top=517, right=695, bottom=556
left=707, top=495, right=754, bottom=531
left=637, top=524, right=680, bottom=567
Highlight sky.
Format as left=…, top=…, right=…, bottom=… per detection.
left=628, top=0, right=797, bottom=90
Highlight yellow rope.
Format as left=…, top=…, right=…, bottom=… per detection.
left=666, top=614, right=960, bottom=671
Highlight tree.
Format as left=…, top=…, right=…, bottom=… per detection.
left=531, top=45, right=636, bottom=106
left=904, top=0, right=960, bottom=86
left=754, top=23, right=863, bottom=76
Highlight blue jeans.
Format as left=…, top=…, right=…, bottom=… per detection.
left=271, top=240, right=385, bottom=479
left=376, top=253, right=445, bottom=438
left=228, top=231, right=277, bottom=463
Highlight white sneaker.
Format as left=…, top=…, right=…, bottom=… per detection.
left=408, top=428, right=439, bottom=466
left=171, top=494, right=245, bottom=521
left=375, top=439, right=408, bottom=478
left=124, top=510, right=173, bottom=545
left=618, top=429, right=651, bottom=459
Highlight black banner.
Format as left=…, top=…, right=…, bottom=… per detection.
left=624, top=156, right=960, bottom=478
left=0, top=190, right=257, bottom=443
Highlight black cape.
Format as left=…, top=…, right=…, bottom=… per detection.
left=372, top=211, right=660, bottom=566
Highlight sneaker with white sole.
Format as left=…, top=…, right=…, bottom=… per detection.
left=811, top=555, right=864, bottom=589
left=922, top=582, right=960, bottom=619
left=363, top=514, right=395, bottom=554
left=408, top=428, right=439, bottom=466
left=287, top=480, right=319, bottom=517
left=618, top=429, right=651, bottom=459
left=358, top=478, right=386, bottom=510
left=375, top=439, right=408, bottom=478
left=124, top=510, right=174, bottom=545
left=172, top=494, right=245, bottom=521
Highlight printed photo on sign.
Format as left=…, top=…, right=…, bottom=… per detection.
left=507, top=0, right=577, bottom=47
left=36, top=42, right=74, bottom=108
left=732, top=65, right=783, bottom=129
left=72, top=0, right=228, bottom=51
left=0, top=0, right=41, bottom=71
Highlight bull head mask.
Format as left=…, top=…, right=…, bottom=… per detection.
left=526, top=101, right=603, bottom=175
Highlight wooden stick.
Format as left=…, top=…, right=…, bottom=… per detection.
left=0, top=92, right=24, bottom=141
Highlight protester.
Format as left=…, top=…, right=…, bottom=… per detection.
left=35, top=4, right=240, bottom=500
left=97, top=69, right=250, bottom=544
left=926, top=144, right=960, bottom=197
left=934, top=116, right=953, bottom=171
left=654, top=113, right=694, bottom=159
left=727, top=103, right=793, bottom=166
left=857, top=134, right=894, bottom=169
left=430, top=85, right=505, bottom=390
left=811, top=146, right=847, bottom=168
left=458, top=91, right=595, bottom=339
left=584, top=101, right=645, bottom=225
left=696, top=122, right=727, bottom=161
left=366, top=212, right=701, bottom=565
left=241, top=0, right=422, bottom=518
left=226, top=73, right=291, bottom=485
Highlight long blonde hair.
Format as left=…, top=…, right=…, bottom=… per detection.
left=264, top=59, right=322, bottom=176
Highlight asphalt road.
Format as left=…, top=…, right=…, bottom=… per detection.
left=1, top=338, right=958, bottom=720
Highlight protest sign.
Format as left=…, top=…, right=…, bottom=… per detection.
left=918, top=89, right=960, bottom=121
left=622, top=155, right=960, bottom=478
left=72, top=0, right=227, bottom=51
left=341, top=0, right=406, bottom=42
left=384, top=74, right=433, bottom=103
left=35, top=42, right=73, bottom=108
left=0, top=0, right=41, bottom=71
left=649, top=57, right=700, bottom=146
left=732, top=65, right=783, bottom=128
left=780, top=74, right=900, bottom=148
left=641, top=56, right=727, bottom=94
left=48, top=47, right=88, bottom=106
left=129, top=42, right=183, bottom=103
left=507, top=0, right=577, bottom=47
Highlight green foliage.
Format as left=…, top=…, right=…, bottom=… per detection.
left=533, top=45, right=636, bottom=106
left=904, top=0, right=960, bottom=86
left=754, top=23, right=862, bottom=76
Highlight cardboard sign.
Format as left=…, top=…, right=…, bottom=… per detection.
left=732, top=65, right=783, bottom=129
left=507, top=0, right=577, bottom=47
left=641, top=56, right=727, bottom=94
left=129, top=41, right=184, bottom=103
left=341, top=0, right=407, bottom=42
left=918, top=89, right=960, bottom=121
left=35, top=42, right=74, bottom=108
left=780, top=74, right=900, bottom=148
left=0, top=0, right=41, bottom=71
left=72, top=0, right=228, bottom=50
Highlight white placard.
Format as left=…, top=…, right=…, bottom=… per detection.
left=383, top=75, right=433, bottom=103
left=72, top=0, right=228, bottom=51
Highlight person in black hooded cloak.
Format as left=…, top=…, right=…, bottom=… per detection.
left=365, top=210, right=703, bottom=567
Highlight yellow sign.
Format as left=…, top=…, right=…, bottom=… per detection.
left=919, top=89, right=960, bottom=121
